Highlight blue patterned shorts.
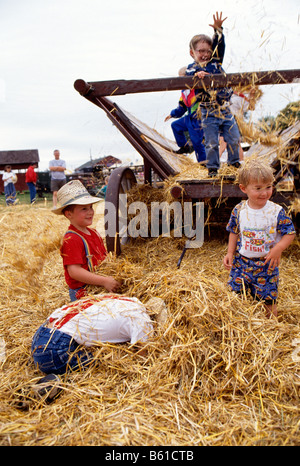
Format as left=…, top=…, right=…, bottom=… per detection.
left=228, top=253, right=279, bottom=303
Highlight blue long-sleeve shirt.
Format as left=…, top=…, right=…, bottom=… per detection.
left=185, top=30, right=233, bottom=108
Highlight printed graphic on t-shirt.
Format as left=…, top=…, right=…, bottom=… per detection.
left=242, top=226, right=276, bottom=254
left=226, top=200, right=295, bottom=259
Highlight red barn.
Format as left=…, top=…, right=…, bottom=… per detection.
left=0, top=149, right=39, bottom=193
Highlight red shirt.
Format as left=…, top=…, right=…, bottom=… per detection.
left=25, top=165, right=37, bottom=183
left=60, top=225, right=107, bottom=289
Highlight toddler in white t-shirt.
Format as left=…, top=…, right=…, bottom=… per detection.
left=223, top=158, right=295, bottom=318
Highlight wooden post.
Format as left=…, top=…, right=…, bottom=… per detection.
left=74, top=69, right=300, bottom=97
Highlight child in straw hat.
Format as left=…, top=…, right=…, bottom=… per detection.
left=52, top=180, right=121, bottom=301
left=223, top=158, right=296, bottom=318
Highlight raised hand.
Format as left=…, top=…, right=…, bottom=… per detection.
left=209, top=11, right=227, bottom=31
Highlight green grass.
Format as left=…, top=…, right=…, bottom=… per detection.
left=0, top=191, right=53, bottom=206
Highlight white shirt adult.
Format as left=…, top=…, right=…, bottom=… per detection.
left=49, top=150, right=66, bottom=180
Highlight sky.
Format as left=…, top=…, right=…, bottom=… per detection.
left=1, top=0, right=299, bottom=171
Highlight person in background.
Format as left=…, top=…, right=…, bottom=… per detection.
left=99, top=176, right=109, bottom=198
left=2, top=165, right=18, bottom=206
left=219, top=87, right=261, bottom=162
left=49, top=149, right=66, bottom=207
left=25, top=162, right=38, bottom=204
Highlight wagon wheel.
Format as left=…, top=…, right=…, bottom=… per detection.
left=105, top=166, right=137, bottom=255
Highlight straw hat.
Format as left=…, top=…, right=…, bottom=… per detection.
left=52, top=180, right=102, bottom=215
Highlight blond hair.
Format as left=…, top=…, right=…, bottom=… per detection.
left=238, top=158, right=274, bottom=186
left=189, top=34, right=212, bottom=51
left=178, top=66, right=186, bottom=76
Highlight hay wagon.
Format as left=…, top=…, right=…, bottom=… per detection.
left=74, top=70, right=300, bottom=255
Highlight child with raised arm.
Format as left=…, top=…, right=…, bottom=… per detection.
left=185, top=11, right=241, bottom=177
left=166, top=12, right=227, bottom=163
left=52, top=180, right=121, bottom=301
left=223, top=158, right=296, bottom=318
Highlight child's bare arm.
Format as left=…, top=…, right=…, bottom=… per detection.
left=67, top=264, right=121, bottom=292
left=223, top=232, right=238, bottom=270
left=49, top=165, right=65, bottom=172
left=264, top=234, right=295, bottom=269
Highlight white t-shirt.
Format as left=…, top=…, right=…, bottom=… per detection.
left=47, top=294, right=153, bottom=346
left=227, top=200, right=295, bottom=259
left=49, top=159, right=66, bottom=180
left=2, top=171, right=15, bottom=186
left=229, top=93, right=250, bottom=116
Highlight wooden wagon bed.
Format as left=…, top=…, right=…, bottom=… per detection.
left=75, top=92, right=299, bottom=200
left=74, top=70, right=300, bottom=196
left=74, top=71, right=300, bottom=252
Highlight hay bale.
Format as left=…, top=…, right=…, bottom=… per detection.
left=0, top=202, right=299, bottom=446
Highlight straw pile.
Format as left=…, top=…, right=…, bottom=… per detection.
left=234, top=114, right=282, bottom=146
left=0, top=198, right=299, bottom=446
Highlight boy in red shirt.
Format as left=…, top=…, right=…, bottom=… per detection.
left=25, top=162, right=38, bottom=204
left=52, top=180, right=121, bottom=301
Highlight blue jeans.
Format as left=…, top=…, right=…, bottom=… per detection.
left=4, top=183, right=17, bottom=205
left=31, top=325, right=93, bottom=374
left=27, top=182, right=36, bottom=203
left=69, top=286, right=86, bottom=302
left=171, top=115, right=206, bottom=162
left=201, top=106, right=240, bottom=170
